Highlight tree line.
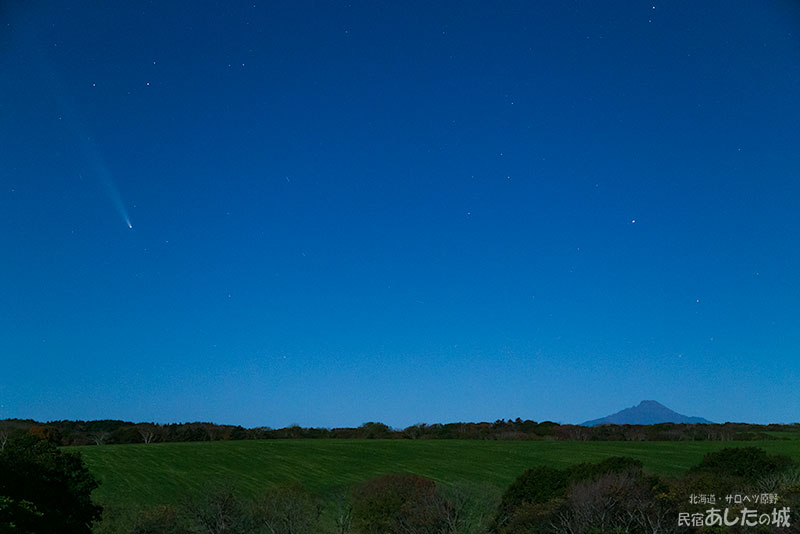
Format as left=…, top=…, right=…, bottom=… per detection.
left=1, top=418, right=797, bottom=447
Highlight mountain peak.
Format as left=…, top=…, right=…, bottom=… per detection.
left=636, top=400, right=669, bottom=410
left=581, top=400, right=713, bottom=426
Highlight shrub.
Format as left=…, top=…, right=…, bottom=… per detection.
left=180, top=485, right=252, bottom=534
left=689, top=447, right=795, bottom=481
left=495, top=465, right=569, bottom=526
left=495, top=457, right=644, bottom=528
left=350, top=474, right=450, bottom=533
left=437, top=481, right=498, bottom=534
left=252, top=484, right=321, bottom=534
left=552, top=471, right=677, bottom=534
left=755, top=466, right=800, bottom=494
left=130, top=505, right=186, bottom=534
left=495, top=458, right=665, bottom=533
left=496, top=498, right=566, bottom=534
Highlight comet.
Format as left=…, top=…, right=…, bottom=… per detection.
left=30, top=52, right=133, bottom=230
left=99, top=168, right=133, bottom=230
left=81, top=142, right=133, bottom=230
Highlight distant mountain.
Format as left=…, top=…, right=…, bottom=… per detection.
left=581, top=400, right=714, bottom=426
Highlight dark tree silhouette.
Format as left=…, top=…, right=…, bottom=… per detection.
left=0, top=433, right=102, bottom=533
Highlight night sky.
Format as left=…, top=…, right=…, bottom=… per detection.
left=2, top=2, right=799, bottom=428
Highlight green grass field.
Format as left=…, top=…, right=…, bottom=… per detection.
left=74, top=438, right=800, bottom=510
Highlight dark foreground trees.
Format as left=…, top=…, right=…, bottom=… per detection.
left=350, top=474, right=451, bottom=533
left=689, top=446, right=794, bottom=481
left=493, top=448, right=800, bottom=534
left=0, top=433, right=102, bottom=533
left=126, top=485, right=324, bottom=534
left=491, top=456, right=677, bottom=534
left=121, top=477, right=494, bottom=534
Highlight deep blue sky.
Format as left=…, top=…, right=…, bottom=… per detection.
left=2, top=2, right=799, bottom=428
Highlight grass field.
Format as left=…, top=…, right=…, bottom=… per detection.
left=74, top=438, right=800, bottom=510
